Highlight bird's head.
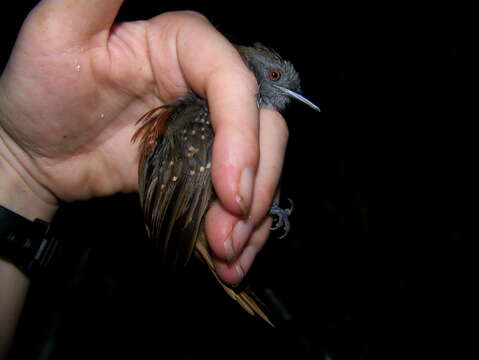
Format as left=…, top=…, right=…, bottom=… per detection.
left=237, top=43, right=320, bottom=112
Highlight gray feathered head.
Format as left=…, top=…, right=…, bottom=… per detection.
left=237, top=43, right=320, bottom=112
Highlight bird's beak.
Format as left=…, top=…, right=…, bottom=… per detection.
left=274, top=85, right=321, bottom=112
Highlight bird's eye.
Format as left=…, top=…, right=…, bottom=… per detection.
left=268, top=69, right=281, bottom=81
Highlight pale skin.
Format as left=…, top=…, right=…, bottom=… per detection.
left=0, top=0, right=288, bottom=355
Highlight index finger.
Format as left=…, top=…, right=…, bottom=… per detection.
left=150, top=11, right=260, bottom=216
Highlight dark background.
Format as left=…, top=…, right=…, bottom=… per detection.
left=2, top=1, right=474, bottom=359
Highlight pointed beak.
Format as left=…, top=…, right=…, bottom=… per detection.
left=274, top=85, right=321, bottom=112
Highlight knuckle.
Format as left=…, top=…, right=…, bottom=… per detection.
left=178, top=10, right=210, bottom=24
left=160, top=10, right=210, bottom=25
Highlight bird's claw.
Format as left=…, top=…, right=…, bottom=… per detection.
left=269, top=199, right=294, bottom=239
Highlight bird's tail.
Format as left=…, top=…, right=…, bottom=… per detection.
left=195, top=231, right=274, bottom=327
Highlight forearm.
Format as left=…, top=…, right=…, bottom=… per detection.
left=0, top=169, right=52, bottom=359
left=0, top=260, right=29, bottom=360
left=0, top=122, right=58, bottom=359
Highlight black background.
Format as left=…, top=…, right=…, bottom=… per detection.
left=2, top=1, right=474, bottom=359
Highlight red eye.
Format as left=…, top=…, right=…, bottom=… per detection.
left=268, top=69, right=281, bottom=81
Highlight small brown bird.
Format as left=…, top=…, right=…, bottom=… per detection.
left=132, top=43, right=319, bottom=326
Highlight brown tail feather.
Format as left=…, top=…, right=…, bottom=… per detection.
left=195, top=231, right=274, bottom=327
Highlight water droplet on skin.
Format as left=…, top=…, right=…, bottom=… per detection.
left=75, top=64, right=81, bottom=72
left=99, top=113, right=105, bottom=119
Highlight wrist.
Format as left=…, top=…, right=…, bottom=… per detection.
left=0, top=125, right=58, bottom=222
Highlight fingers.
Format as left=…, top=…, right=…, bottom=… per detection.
left=244, top=109, right=289, bottom=226
left=148, top=11, right=260, bottom=216
left=176, top=15, right=259, bottom=218
left=24, top=0, right=124, bottom=48
left=212, top=216, right=273, bottom=285
left=205, top=109, right=288, bottom=284
left=226, top=109, right=288, bottom=257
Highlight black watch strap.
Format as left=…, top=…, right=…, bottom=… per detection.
left=0, top=205, right=59, bottom=279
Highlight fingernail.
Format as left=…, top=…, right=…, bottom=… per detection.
left=232, top=217, right=254, bottom=255
left=235, top=264, right=245, bottom=282
left=237, top=166, right=255, bottom=217
left=239, top=245, right=258, bottom=274
left=224, top=236, right=235, bottom=264
left=235, top=194, right=248, bottom=217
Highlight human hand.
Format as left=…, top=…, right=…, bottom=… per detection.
left=0, top=0, right=288, bottom=284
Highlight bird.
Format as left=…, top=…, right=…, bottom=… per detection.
left=132, top=43, right=320, bottom=326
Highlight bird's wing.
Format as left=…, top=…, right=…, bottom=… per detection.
left=134, top=97, right=274, bottom=326
left=136, top=97, right=214, bottom=266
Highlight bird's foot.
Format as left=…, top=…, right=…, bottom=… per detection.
left=269, top=199, right=294, bottom=239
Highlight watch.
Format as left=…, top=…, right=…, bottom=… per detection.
left=0, top=204, right=59, bottom=279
